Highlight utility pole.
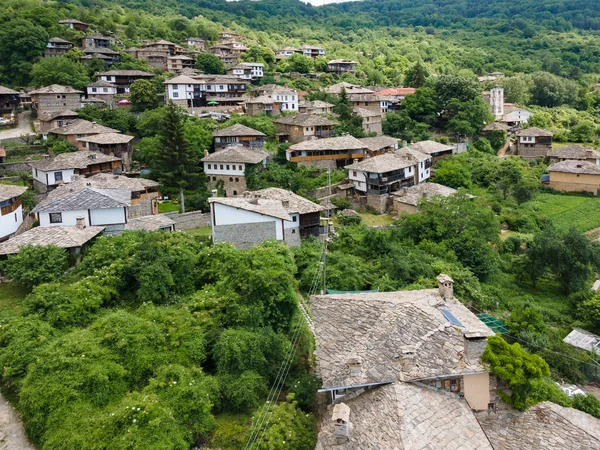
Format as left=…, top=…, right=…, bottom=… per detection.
left=322, top=242, right=327, bottom=295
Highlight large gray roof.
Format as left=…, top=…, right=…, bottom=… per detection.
left=274, top=113, right=338, bottom=127
left=98, top=70, right=153, bottom=77
left=33, top=187, right=130, bottom=213
left=289, top=135, right=365, bottom=152
left=201, top=146, right=269, bottom=164
left=212, top=123, right=266, bottom=138
left=358, top=136, right=398, bottom=152
left=38, top=110, right=79, bottom=122
left=48, top=119, right=118, bottom=136
left=29, top=84, right=83, bottom=95
left=47, top=174, right=158, bottom=200
left=345, top=151, right=416, bottom=173
left=312, top=287, right=494, bottom=389
left=28, top=151, right=121, bottom=171
left=210, top=197, right=291, bottom=221
left=242, top=188, right=325, bottom=215
left=393, top=182, right=461, bottom=206
left=516, top=127, right=553, bottom=137
left=0, top=225, right=104, bottom=255
left=408, top=140, right=453, bottom=155
left=548, top=160, right=600, bottom=175
left=548, top=145, right=600, bottom=160
left=76, top=133, right=134, bottom=145
left=124, top=215, right=175, bottom=231
left=563, top=328, right=600, bottom=355
left=0, top=185, right=27, bottom=202
left=0, top=86, right=19, bottom=95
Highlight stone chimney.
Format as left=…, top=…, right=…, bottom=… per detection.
left=436, top=273, right=454, bottom=301
left=353, top=158, right=358, bottom=164
left=332, top=403, right=352, bottom=443
left=88, top=153, right=97, bottom=160
left=75, top=216, right=85, bottom=229
left=211, top=189, right=218, bottom=197
left=399, top=345, right=417, bottom=373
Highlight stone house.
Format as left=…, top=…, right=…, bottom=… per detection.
left=287, top=135, right=367, bottom=169
left=548, top=160, right=600, bottom=194
left=324, top=82, right=374, bottom=96
left=81, top=47, right=120, bottom=65
left=77, top=133, right=134, bottom=171
left=243, top=95, right=280, bottom=116
left=300, top=45, right=326, bottom=59
left=167, top=55, right=195, bottom=73
left=46, top=173, right=160, bottom=218
left=393, top=182, right=462, bottom=214
left=327, top=60, right=358, bottom=74
left=275, top=47, right=299, bottom=60
left=128, top=46, right=169, bottom=70
left=353, top=107, right=383, bottom=136
left=0, top=86, right=20, bottom=114
left=45, top=37, right=73, bottom=57
left=36, top=110, right=79, bottom=134
left=97, top=70, right=154, bottom=95
left=58, top=19, right=89, bottom=31
left=358, top=136, right=399, bottom=156
left=185, top=37, right=205, bottom=50
left=0, top=185, right=27, bottom=242
left=202, top=146, right=269, bottom=197
left=226, top=62, right=264, bottom=81
left=312, top=276, right=499, bottom=449
left=515, top=127, right=553, bottom=160
left=408, top=140, right=454, bottom=165
left=29, top=151, right=122, bottom=193
left=47, top=119, right=119, bottom=149
left=213, top=124, right=266, bottom=150
left=349, top=94, right=393, bottom=114
left=299, top=100, right=334, bottom=115
left=274, top=114, right=338, bottom=144
left=500, top=104, right=533, bottom=131
left=547, top=145, right=600, bottom=164
left=85, top=80, right=118, bottom=104
left=29, top=85, right=83, bottom=115
left=80, top=34, right=113, bottom=50
left=254, top=84, right=298, bottom=112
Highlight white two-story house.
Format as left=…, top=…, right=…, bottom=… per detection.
left=0, top=185, right=27, bottom=241
left=255, top=85, right=299, bottom=112
left=227, top=62, right=264, bottom=80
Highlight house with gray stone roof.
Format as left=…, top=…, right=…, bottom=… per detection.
left=212, top=124, right=267, bottom=150
left=393, top=182, right=468, bottom=214
left=353, top=107, right=383, bottom=135
left=274, top=113, right=339, bottom=144
left=298, top=100, right=334, bottom=115
left=0, top=185, right=28, bottom=241
left=0, top=85, right=20, bottom=113
left=287, top=135, right=366, bottom=168
left=45, top=37, right=74, bottom=57
left=408, top=140, right=454, bottom=164
left=548, top=144, right=600, bottom=164
left=29, top=85, right=83, bottom=114
left=124, top=214, right=175, bottom=232
left=548, top=160, right=600, bottom=194
left=515, top=127, right=553, bottom=160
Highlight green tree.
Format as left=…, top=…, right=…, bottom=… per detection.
left=432, top=158, right=472, bottom=189
left=3, top=245, right=68, bottom=288
left=284, top=53, right=313, bottom=74
left=404, top=61, right=429, bottom=88
left=150, top=102, right=204, bottom=212
left=130, top=79, right=160, bottom=111
left=195, top=53, right=225, bottom=74
left=486, top=129, right=508, bottom=152
left=570, top=121, right=596, bottom=143
left=530, top=72, right=578, bottom=107
left=501, top=75, right=533, bottom=105
left=0, top=19, right=48, bottom=86
left=30, top=57, right=90, bottom=91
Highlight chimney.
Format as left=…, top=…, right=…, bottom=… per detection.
left=402, top=140, right=408, bottom=148
left=347, top=357, right=361, bottom=377
left=282, top=200, right=290, bottom=208
left=88, top=153, right=96, bottom=160
left=211, top=189, right=218, bottom=197
left=398, top=345, right=417, bottom=373
left=353, top=158, right=358, bottom=164
left=332, top=403, right=352, bottom=443
left=436, top=273, right=454, bottom=301
left=75, top=216, right=85, bottom=229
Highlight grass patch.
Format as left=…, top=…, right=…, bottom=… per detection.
left=525, top=192, right=600, bottom=232
left=0, top=283, right=30, bottom=319
left=358, top=212, right=395, bottom=227
left=184, top=226, right=212, bottom=237
left=158, top=201, right=180, bottom=213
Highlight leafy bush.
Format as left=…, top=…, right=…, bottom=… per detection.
left=3, top=245, right=68, bottom=288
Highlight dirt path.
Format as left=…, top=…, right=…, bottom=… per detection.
left=497, top=137, right=511, bottom=159
left=0, top=394, right=34, bottom=450
left=0, top=112, right=34, bottom=141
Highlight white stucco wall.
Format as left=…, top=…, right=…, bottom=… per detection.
left=32, top=168, right=75, bottom=186
left=0, top=205, right=23, bottom=239
left=39, top=207, right=126, bottom=227
left=212, top=202, right=287, bottom=240
left=417, top=160, right=431, bottom=183
left=90, top=207, right=127, bottom=226
left=349, top=169, right=368, bottom=192
left=204, top=162, right=245, bottom=176
left=39, top=209, right=88, bottom=227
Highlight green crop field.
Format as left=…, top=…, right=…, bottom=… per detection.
left=526, top=193, right=600, bottom=232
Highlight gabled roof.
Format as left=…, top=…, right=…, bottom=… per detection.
left=242, top=188, right=325, bottom=214
left=48, top=174, right=158, bottom=199
left=303, top=100, right=334, bottom=108
left=168, top=55, right=194, bottom=61
left=563, top=328, right=600, bottom=355
left=393, top=182, right=460, bottom=206
left=33, top=187, right=130, bottom=213
left=0, top=226, right=104, bottom=255
left=244, top=95, right=277, bottom=104
left=210, top=197, right=291, bottom=221
left=29, top=84, right=83, bottom=95
left=408, top=140, right=453, bottom=155
left=548, top=160, right=600, bottom=175
left=548, top=145, right=600, bottom=160
left=358, top=136, right=398, bottom=152
left=274, top=113, right=338, bottom=127
left=344, top=151, right=415, bottom=173
left=145, top=40, right=178, bottom=46
left=375, top=87, right=416, bottom=97
left=37, top=110, right=79, bottom=122
left=289, top=135, right=365, bottom=152
left=0, top=86, right=19, bottom=95
left=201, top=146, right=269, bottom=164
left=124, top=215, right=175, bottom=231
left=312, top=288, right=494, bottom=389
left=503, top=104, right=531, bottom=115
left=212, top=124, right=266, bottom=138
left=76, top=133, right=134, bottom=145
left=256, top=84, right=297, bottom=95
left=98, top=70, right=153, bottom=77
left=28, top=151, right=121, bottom=171
left=482, top=122, right=510, bottom=131
left=0, top=185, right=27, bottom=202
left=328, top=59, right=358, bottom=65
left=353, top=107, right=382, bottom=118
left=86, top=80, right=117, bottom=88
left=164, top=75, right=204, bottom=85
left=82, top=47, right=119, bottom=56
left=516, top=127, right=553, bottom=137
left=316, top=382, right=493, bottom=450
left=324, top=82, right=374, bottom=95
left=49, top=119, right=118, bottom=136
left=396, top=146, right=430, bottom=162
left=48, top=37, right=72, bottom=44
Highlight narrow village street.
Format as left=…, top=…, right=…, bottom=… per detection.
left=0, top=112, right=33, bottom=141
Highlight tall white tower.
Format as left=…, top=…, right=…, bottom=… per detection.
left=489, top=85, right=504, bottom=120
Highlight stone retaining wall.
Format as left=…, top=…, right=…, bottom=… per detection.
left=165, top=210, right=212, bottom=230
left=213, top=221, right=276, bottom=249
left=0, top=162, right=30, bottom=174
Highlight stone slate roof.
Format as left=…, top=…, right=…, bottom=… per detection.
left=0, top=225, right=104, bottom=255
left=86, top=80, right=117, bottom=88
left=328, top=59, right=358, bottom=64
left=477, top=402, right=600, bottom=449
left=304, top=100, right=334, bottom=108
left=393, top=182, right=460, bottom=206
left=164, top=75, right=204, bottom=85
left=99, top=70, right=153, bottom=77
left=563, top=328, right=600, bottom=355
left=0, top=86, right=19, bottom=95
left=255, top=84, right=297, bottom=96
left=353, top=107, right=382, bottom=118
left=503, top=104, right=531, bottom=115
left=358, top=136, right=398, bottom=152
left=77, top=133, right=134, bottom=145
left=33, top=187, right=130, bottom=213
left=38, top=110, right=79, bottom=122
left=48, top=37, right=72, bottom=44
left=345, top=151, right=416, bottom=173
left=244, top=95, right=277, bottom=104
left=396, top=146, right=431, bottom=162
left=482, top=122, right=510, bottom=131
left=29, top=84, right=83, bottom=95
left=517, top=127, right=553, bottom=137
left=201, top=146, right=269, bottom=164
left=289, top=135, right=365, bottom=152
left=316, top=382, right=493, bottom=450
left=548, top=160, right=600, bottom=175
left=212, top=124, right=266, bottom=137
left=49, top=119, right=118, bottom=136
left=210, top=197, right=291, bottom=221
left=408, top=140, right=453, bottom=155
left=82, top=48, right=119, bottom=56
left=242, top=187, right=325, bottom=215
left=47, top=174, right=158, bottom=200
left=124, top=215, right=175, bottom=231
left=324, top=82, right=374, bottom=95
left=311, top=289, right=494, bottom=389
left=548, top=145, right=600, bottom=160
left=28, top=151, right=121, bottom=171
left=275, top=113, right=338, bottom=127
left=0, top=185, right=27, bottom=202
left=59, top=19, right=89, bottom=25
